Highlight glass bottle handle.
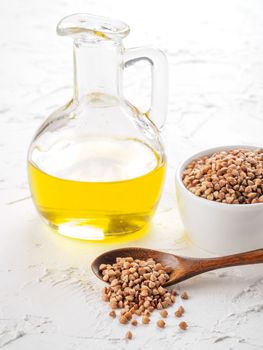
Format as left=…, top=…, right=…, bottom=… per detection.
left=124, top=47, right=168, bottom=130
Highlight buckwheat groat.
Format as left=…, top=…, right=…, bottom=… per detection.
left=160, top=310, right=168, bottom=318
left=142, top=316, right=151, bottom=324
left=131, top=319, right=138, bottom=326
left=109, top=310, right=116, bottom=318
left=179, top=321, right=188, bottom=330
left=157, top=319, right=166, bottom=328
left=181, top=291, right=189, bottom=300
left=125, top=330, right=133, bottom=340
left=174, top=305, right=185, bottom=318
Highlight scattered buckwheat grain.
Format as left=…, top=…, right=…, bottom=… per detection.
left=160, top=310, right=168, bottom=318
left=125, top=331, right=133, bottom=340
left=157, top=319, right=166, bottom=328
left=109, top=310, right=116, bottom=318
left=142, top=316, right=150, bottom=324
left=144, top=310, right=151, bottom=317
left=181, top=291, right=189, bottom=300
left=179, top=321, right=188, bottom=330
left=175, top=305, right=185, bottom=318
left=131, top=319, right=138, bottom=326
left=119, top=315, right=128, bottom=324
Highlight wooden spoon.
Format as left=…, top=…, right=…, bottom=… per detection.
left=91, top=247, right=263, bottom=287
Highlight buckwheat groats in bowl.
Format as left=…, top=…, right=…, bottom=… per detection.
left=182, top=148, right=263, bottom=204
left=175, top=146, right=263, bottom=254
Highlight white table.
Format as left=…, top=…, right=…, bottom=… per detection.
left=1, top=0, right=263, bottom=349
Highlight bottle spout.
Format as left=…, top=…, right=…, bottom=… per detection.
left=57, top=13, right=130, bottom=41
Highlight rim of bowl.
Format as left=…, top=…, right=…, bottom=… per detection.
left=175, top=144, right=263, bottom=210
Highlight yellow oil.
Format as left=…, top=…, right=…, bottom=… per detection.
left=28, top=141, right=165, bottom=240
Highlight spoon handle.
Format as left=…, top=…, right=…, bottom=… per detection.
left=181, top=248, right=263, bottom=276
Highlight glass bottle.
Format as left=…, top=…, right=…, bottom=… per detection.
left=28, top=14, right=168, bottom=240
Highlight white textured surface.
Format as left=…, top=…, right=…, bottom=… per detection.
left=1, top=0, right=263, bottom=349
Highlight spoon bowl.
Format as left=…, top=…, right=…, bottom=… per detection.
left=91, top=247, right=263, bottom=287
left=92, top=247, right=182, bottom=286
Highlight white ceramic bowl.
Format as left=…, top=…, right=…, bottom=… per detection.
left=175, top=145, right=263, bottom=255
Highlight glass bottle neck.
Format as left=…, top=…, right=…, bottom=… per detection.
left=73, top=40, right=123, bottom=100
